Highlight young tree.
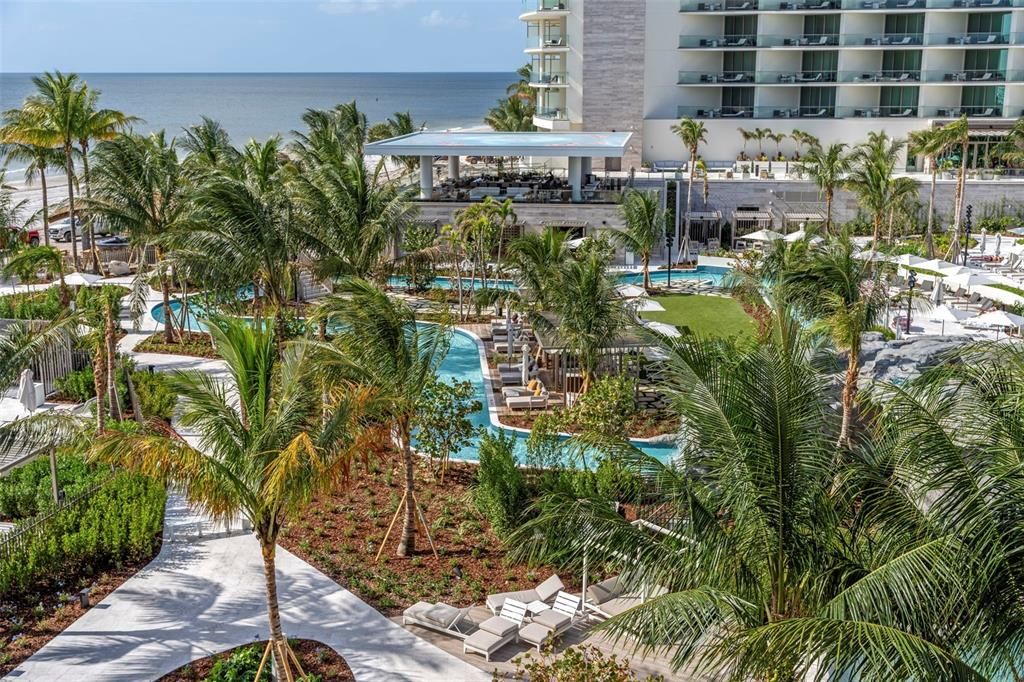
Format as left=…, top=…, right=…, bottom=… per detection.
left=670, top=117, right=707, bottom=263
left=414, top=378, right=481, bottom=482
left=846, top=131, right=904, bottom=245
left=800, top=143, right=849, bottom=234
left=611, top=189, right=666, bottom=291
left=907, top=128, right=949, bottom=258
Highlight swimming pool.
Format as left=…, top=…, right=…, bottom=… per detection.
left=148, top=302, right=679, bottom=465
left=387, top=276, right=518, bottom=291
left=388, top=266, right=728, bottom=292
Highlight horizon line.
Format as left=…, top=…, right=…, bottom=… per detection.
left=0, top=70, right=518, bottom=76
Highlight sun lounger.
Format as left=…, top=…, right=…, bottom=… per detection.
left=500, top=367, right=539, bottom=385
left=403, top=601, right=473, bottom=639
left=585, top=576, right=668, bottom=619
left=486, top=574, right=564, bottom=614
left=518, top=592, right=582, bottom=652
left=506, top=390, right=549, bottom=410
left=463, top=599, right=528, bottom=662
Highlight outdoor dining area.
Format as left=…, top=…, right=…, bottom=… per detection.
left=428, top=169, right=628, bottom=204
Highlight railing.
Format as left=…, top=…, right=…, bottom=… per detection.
left=679, top=0, right=759, bottom=10
left=840, top=32, right=924, bottom=46
left=755, top=70, right=838, bottom=83
left=535, top=107, right=569, bottom=120
left=755, top=106, right=836, bottom=118
left=836, top=105, right=922, bottom=117
left=761, top=33, right=840, bottom=46
left=522, top=0, right=568, bottom=11
left=921, top=105, right=1007, bottom=117
left=0, top=477, right=111, bottom=562
left=925, top=32, right=1012, bottom=45
left=840, top=70, right=921, bottom=82
left=678, top=70, right=755, bottom=84
left=677, top=105, right=755, bottom=118
left=678, top=34, right=758, bottom=48
left=531, top=72, right=568, bottom=85
left=922, top=69, right=1019, bottom=82
left=526, top=34, right=569, bottom=50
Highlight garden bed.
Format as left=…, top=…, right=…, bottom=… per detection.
left=136, top=331, right=220, bottom=359
left=279, top=459, right=575, bottom=617
left=499, top=412, right=677, bottom=439
left=156, top=639, right=354, bottom=681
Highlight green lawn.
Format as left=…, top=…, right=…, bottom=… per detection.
left=641, top=294, right=756, bottom=340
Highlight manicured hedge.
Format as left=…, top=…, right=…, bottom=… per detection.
left=0, top=453, right=108, bottom=521
left=0, top=472, right=166, bottom=597
left=0, top=287, right=63, bottom=320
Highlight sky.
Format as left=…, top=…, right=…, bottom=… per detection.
left=0, top=0, right=524, bottom=73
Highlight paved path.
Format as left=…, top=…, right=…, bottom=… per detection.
left=7, top=496, right=489, bottom=681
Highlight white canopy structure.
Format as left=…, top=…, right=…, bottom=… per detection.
left=890, top=254, right=925, bottom=266
left=741, top=229, right=784, bottom=243
left=363, top=131, right=633, bottom=201
left=972, top=309, right=1024, bottom=330
left=944, top=272, right=996, bottom=292
left=63, top=272, right=102, bottom=287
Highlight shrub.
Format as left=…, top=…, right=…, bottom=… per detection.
left=0, top=453, right=107, bottom=521
left=509, top=643, right=665, bottom=682
left=0, top=287, right=63, bottom=320
left=594, top=456, right=644, bottom=504
left=206, top=644, right=270, bottom=682
left=0, top=471, right=166, bottom=598
left=568, top=375, right=638, bottom=438
left=472, top=431, right=526, bottom=537
left=55, top=367, right=96, bottom=403
left=131, top=371, right=176, bottom=421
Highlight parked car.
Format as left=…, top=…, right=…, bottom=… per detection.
left=2, top=226, right=41, bottom=248
left=95, top=235, right=130, bottom=249
left=48, top=217, right=81, bottom=243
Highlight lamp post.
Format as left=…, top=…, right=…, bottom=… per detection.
left=905, top=270, right=917, bottom=335
left=665, top=228, right=674, bottom=288
left=963, top=204, right=973, bottom=266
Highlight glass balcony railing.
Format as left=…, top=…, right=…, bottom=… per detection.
left=679, top=0, right=759, bottom=10
left=836, top=105, right=921, bottom=117
left=522, top=0, right=568, bottom=10
left=525, top=34, right=568, bottom=50
left=678, top=34, right=758, bottom=48
left=677, top=105, right=755, bottom=118
left=756, top=70, right=838, bottom=83
left=921, top=105, right=1006, bottom=117
left=531, top=71, right=568, bottom=85
left=678, top=70, right=755, bottom=84
left=840, top=32, right=924, bottom=46
left=773, top=0, right=839, bottom=8
left=680, top=0, right=1024, bottom=8
left=840, top=69, right=921, bottom=82
left=757, top=106, right=837, bottom=118
left=921, top=69, right=1021, bottom=82
left=761, top=33, right=840, bottom=46
left=925, top=32, right=1010, bottom=45
left=535, top=107, right=569, bottom=120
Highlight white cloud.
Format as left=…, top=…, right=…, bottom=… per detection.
left=318, top=0, right=413, bottom=15
left=420, top=8, right=469, bottom=28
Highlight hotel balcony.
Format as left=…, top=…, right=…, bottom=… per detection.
left=679, top=69, right=1024, bottom=84
left=520, top=0, right=569, bottom=20
left=679, top=0, right=1023, bottom=8
left=920, top=69, right=1022, bottom=82
left=677, top=105, right=843, bottom=119
left=920, top=105, right=1009, bottom=117
left=533, top=106, right=572, bottom=130
left=837, top=105, right=922, bottom=117
left=525, top=34, right=569, bottom=52
left=530, top=71, right=568, bottom=87
left=677, top=70, right=755, bottom=84
left=678, top=34, right=759, bottom=48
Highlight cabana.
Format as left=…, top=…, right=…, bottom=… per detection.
left=364, top=131, right=633, bottom=202
left=732, top=209, right=774, bottom=248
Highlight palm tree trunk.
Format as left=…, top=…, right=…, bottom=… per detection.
left=40, top=170, right=51, bottom=248
left=887, top=206, right=895, bottom=244
left=126, top=370, right=143, bottom=424
left=397, top=423, right=416, bottom=557
left=949, top=137, right=969, bottom=259
left=453, top=253, right=465, bottom=322
left=925, top=166, right=937, bottom=259
left=64, top=145, right=79, bottom=270
left=259, top=539, right=289, bottom=676
left=824, top=188, right=833, bottom=235
left=677, top=160, right=696, bottom=263
left=837, top=349, right=859, bottom=448
left=161, top=275, right=175, bottom=344
left=80, top=143, right=102, bottom=275
left=872, top=213, right=882, bottom=246
left=105, top=305, right=121, bottom=422
left=642, top=254, right=651, bottom=291
left=93, top=345, right=106, bottom=431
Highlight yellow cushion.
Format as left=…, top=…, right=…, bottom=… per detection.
left=527, top=379, right=539, bottom=391
left=534, top=384, right=544, bottom=397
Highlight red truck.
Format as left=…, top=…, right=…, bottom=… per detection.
left=2, top=226, right=41, bottom=249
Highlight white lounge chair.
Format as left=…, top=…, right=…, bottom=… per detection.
left=463, top=599, right=528, bottom=662
left=517, top=592, right=582, bottom=652
left=403, top=601, right=473, bottom=639
left=486, top=574, right=564, bottom=614
left=584, top=577, right=669, bottom=619
left=506, top=390, right=549, bottom=410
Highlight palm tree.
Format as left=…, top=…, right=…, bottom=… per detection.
left=73, top=85, right=137, bottom=273
left=9, top=73, right=86, bottom=268
left=670, top=117, right=707, bottom=264
left=485, top=96, right=535, bottom=132
left=800, top=143, right=849, bottom=235
left=941, top=116, right=970, bottom=261
left=737, top=127, right=754, bottom=158
left=789, top=129, right=819, bottom=157
left=534, top=252, right=631, bottom=393
left=87, top=131, right=190, bottom=343
left=907, top=128, right=949, bottom=258
left=381, top=111, right=424, bottom=175
left=993, top=116, right=1024, bottom=166
left=846, top=131, right=904, bottom=246
left=507, top=227, right=572, bottom=307
left=752, top=127, right=770, bottom=158
left=90, top=317, right=376, bottom=677
left=1, top=245, right=68, bottom=304
left=886, top=176, right=920, bottom=244
left=0, top=107, right=65, bottom=248
left=783, top=233, right=888, bottom=447
left=610, top=189, right=665, bottom=291
left=507, top=63, right=534, bottom=103
left=179, top=116, right=241, bottom=174
left=511, top=310, right=1011, bottom=679
left=315, top=279, right=449, bottom=557
left=768, top=131, right=786, bottom=159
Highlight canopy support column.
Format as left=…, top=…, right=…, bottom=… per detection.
left=448, top=155, right=460, bottom=181
left=419, top=156, right=433, bottom=199
left=568, top=156, right=582, bottom=202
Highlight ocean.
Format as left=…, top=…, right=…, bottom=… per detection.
left=0, top=72, right=513, bottom=148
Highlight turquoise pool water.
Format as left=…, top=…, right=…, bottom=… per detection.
left=148, top=303, right=679, bottom=465
left=387, top=276, right=518, bottom=291
left=387, top=266, right=727, bottom=292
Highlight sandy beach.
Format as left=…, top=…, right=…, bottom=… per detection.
left=5, top=172, right=71, bottom=226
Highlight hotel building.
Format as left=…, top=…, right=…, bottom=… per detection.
left=520, top=0, right=1023, bottom=168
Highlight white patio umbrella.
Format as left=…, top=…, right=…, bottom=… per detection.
left=641, top=320, right=682, bottom=338
left=742, top=229, right=784, bottom=242
left=16, top=369, right=36, bottom=413
left=854, top=249, right=888, bottom=262
left=973, top=309, right=1024, bottom=332
left=995, top=233, right=1002, bottom=257
left=520, top=343, right=531, bottom=386
left=891, top=253, right=925, bottom=266
left=944, top=272, right=996, bottom=293
left=615, top=284, right=647, bottom=298
left=63, top=271, right=102, bottom=287
left=929, top=303, right=973, bottom=336
left=935, top=262, right=972, bottom=277
left=566, top=237, right=589, bottom=250
left=979, top=228, right=987, bottom=254
left=916, top=258, right=950, bottom=272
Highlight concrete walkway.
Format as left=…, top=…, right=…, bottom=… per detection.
left=7, top=495, right=489, bottom=681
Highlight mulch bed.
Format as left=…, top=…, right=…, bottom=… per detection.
left=157, top=639, right=354, bottom=681
left=0, top=553, right=158, bottom=677
left=135, top=332, right=220, bottom=359
left=279, top=458, right=575, bottom=617
left=500, top=413, right=677, bottom=439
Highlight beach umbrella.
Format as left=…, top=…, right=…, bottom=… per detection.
left=945, top=272, right=996, bottom=293
left=979, top=228, right=987, bottom=254
left=615, top=284, right=647, bottom=298
left=929, top=303, right=973, bottom=336
left=641, top=320, right=682, bottom=338
left=917, top=258, right=951, bottom=272
left=995, top=233, right=1002, bottom=257
left=63, top=271, right=102, bottom=287
left=16, top=369, right=35, bottom=413
left=891, top=253, right=926, bottom=266
left=935, top=262, right=972, bottom=276
left=520, top=343, right=530, bottom=386
left=854, top=249, right=888, bottom=262
left=634, top=297, right=665, bottom=312
left=742, top=229, right=784, bottom=242
left=973, top=309, right=1024, bottom=331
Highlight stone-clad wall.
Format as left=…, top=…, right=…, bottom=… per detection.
left=581, top=0, right=646, bottom=170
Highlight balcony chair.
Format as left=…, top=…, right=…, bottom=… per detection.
left=797, top=72, right=824, bottom=82
left=889, top=108, right=915, bottom=117
left=802, top=108, right=829, bottom=118
left=725, top=37, right=751, bottom=47
left=721, top=72, right=746, bottom=82
left=977, top=107, right=997, bottom=117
